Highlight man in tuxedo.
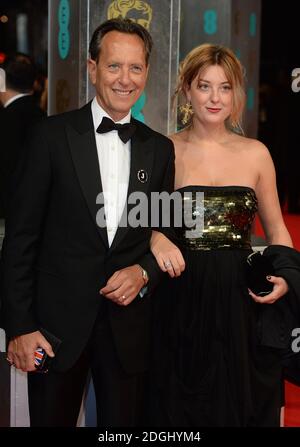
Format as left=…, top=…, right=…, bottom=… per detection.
left=1, top=18, right=174, bottom=426
left=0, top=53, right=45, bottom=218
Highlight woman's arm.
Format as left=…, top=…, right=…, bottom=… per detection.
left=255, top=141, right=292, bottom=247
left=150, top=230, right=185, bottom=278
left=249, top=141, right=292, bottom=304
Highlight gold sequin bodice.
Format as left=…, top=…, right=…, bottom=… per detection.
left=175, top=186, right=258, bottom=250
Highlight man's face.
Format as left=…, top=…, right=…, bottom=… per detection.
left=88, top=31, right=149, bottom=121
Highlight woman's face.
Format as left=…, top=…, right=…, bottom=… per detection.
left=186, top=64, right=233, bottom=126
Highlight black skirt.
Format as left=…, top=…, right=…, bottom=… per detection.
left=150, top=248, right=282, bottom=427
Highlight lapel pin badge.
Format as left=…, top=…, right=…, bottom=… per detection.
left=137, top=169, right=148, bottom=183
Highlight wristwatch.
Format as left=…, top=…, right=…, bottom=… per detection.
left=138, top=265, right=149, bottom=285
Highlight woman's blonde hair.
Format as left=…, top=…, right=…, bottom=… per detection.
left=175, top=43, right=246, bottom=131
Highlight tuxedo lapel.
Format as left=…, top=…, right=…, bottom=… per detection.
left=66, top=104, right=109, bottom=248
left=109, top=120, right=154, bottom=252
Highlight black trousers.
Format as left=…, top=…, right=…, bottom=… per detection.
left=28, top=313, right=147, bottom=427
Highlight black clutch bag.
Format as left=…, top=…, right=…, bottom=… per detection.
left=34, top=327, right=62, bottom=373
left=245, top=251, right=274, bottom=296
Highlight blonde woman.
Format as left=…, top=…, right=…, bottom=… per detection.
left=149, top=44, right=293, bottom=427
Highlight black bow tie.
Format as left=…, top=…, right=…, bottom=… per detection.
left=96, top=116, right=136, bottom=143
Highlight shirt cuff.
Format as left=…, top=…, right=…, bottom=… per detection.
left=139, top=286, right=148, bottom=298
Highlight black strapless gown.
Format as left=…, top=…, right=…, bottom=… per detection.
left=151, top=186, right=282, bottom=427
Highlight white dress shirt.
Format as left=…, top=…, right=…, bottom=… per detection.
left=91, top=97, right=131, bottom=247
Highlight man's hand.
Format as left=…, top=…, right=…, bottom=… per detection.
left=100, top=264, right=146, bottom=306
left=6, top=331, right=55, bottom=372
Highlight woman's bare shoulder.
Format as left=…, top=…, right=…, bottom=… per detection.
left=168, top=129, right=188, bottom=145
left=234, top=134, right=270, bottom=157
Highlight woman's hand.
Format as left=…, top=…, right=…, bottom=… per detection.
left=150, top=230, right=185, bottom=277
left=248, top=275, right=289, bottom=304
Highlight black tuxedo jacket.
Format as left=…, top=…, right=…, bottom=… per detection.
left=1, top=102, right=175, bottom=373
left=0, top=95, right=45, bottom=218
